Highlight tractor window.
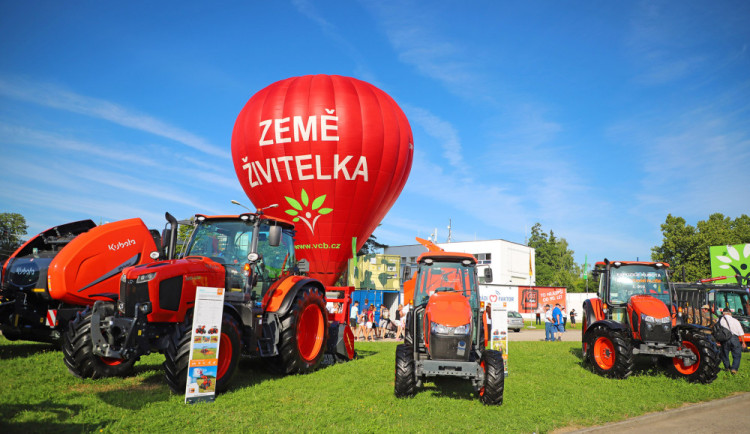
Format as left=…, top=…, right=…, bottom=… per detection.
left=608, top=265, right=670, bottom=306
left=413, top=261, right=478, bottom=309
left=713, top=291, right=750, bottom=317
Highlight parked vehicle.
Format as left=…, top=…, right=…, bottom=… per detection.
left=582, top=260, right=719, bottom=383
left=394, top=238, right=504, bottom=405
left=507, top=311, right=524, bottom=332
left=63, top=211, right=355, bottom=393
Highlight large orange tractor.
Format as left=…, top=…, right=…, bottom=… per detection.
left=63, top=210, right=355, bottom=393
left=582, top=260, right=720, bottom=383
left=394, top=238, right=504, bottom=405
left=1, top=218, right=161, bottom=354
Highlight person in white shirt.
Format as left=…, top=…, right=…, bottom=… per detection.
left=719, top=307, right=746, bottom=374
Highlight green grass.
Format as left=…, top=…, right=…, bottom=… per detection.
left=1, top=336, right=749, bottom=433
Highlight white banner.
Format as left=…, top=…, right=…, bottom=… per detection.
left=185, top=286, right=225, bottom=404
left=489, top=306, right=509, bottom=377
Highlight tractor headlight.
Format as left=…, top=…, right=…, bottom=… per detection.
left=117, top=299, right=126, bottom=314
left=136, top=272, right=157, bottom=284
left=431, top=323, right=470, bottom=335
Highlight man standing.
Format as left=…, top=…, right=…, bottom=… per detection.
left=544, top=304, right=554, bottom=341
left=719, top=307, right=746, bottom=374
left=552, top=303, right=563, bottom=341
left=350, top=301, right=359, bottom=337
left=535, top=306, right=543, bottom=325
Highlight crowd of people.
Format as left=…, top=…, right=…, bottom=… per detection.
left=349, top=300, right=410, bottom=341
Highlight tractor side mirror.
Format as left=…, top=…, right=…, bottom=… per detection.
left=268, top=225, right=282, bottom=247
left=483, top=267, right=493, bottom=283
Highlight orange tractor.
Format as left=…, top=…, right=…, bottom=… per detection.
left=582, top=260, right=720, bottom=383
left=394, top=238, right=504, bottom=405
left=63, top=211, right=355, bottom=393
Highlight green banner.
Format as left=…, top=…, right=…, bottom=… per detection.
left=710, top=244, right=750, bottom=285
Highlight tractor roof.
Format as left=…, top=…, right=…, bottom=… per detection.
left=417, top=251, right=477, bottom=264
left=595, top=260, right=671, bottom=268
left=194, top=213, right=295, bottom=229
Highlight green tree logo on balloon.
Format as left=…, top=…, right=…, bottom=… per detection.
left=715, top=244, right=750, bottom=285
left=284, top=189, right=332, bottom=234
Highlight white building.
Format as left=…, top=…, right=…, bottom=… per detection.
left=384, top=239, right=536, bottom=288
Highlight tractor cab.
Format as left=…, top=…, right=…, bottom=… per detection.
left=593, top=260, right=675, bottom=342
left=181, top=214, right=296, bottom=298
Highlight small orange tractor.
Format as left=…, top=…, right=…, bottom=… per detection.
left=582, top=260, right=720, bottom=383
left=394, top=238, right=504, bottom=405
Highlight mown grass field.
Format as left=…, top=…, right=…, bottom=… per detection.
left=1, top=335, right=749, bottom=433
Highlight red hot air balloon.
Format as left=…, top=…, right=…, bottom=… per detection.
left=231, top=75, right=413, bottom=286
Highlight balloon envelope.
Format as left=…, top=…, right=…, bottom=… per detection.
left=232, top=75, right=413, bottom=286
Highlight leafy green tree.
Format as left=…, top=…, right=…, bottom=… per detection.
left=651, top=213, right=750, bottom=282
left=0, top=213, right=28, bottom=263
left=528, top=223, right=584, bottom=292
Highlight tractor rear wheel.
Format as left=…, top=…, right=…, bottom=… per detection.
left=163, top=312, right=241, bottom=394
left=586, top=327, right=634, bottom=379
left=478, top=349, right=504, bottom=405
left=62, top=306, right=138, bottom=379
left=394, top=344, right=417, bottom=398
left=665, top=330, right=720, bottom=384
left=276, top=286, right=328, bottom=375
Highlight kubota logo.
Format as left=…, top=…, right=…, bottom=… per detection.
left=14, top=266, right=37, bottom=276
left=284, top=189, right=332, bottom=234
left=108, top=239, right=136, bottom=252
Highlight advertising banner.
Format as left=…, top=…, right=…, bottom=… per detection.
left=185, top=286, right=225, bottom=404
left=710, top=244, right=750, bottom=285
left=517, top=286, right=566, bottom=314
left=348, top=254, right=401, bottom=290
left=479, top=285, right=519, bottom=312
left=488, top=306, right=509, bottom=376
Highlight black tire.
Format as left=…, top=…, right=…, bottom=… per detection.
left=163, top=312, right=241, bottom=394
left=276, top=286, right=328, bottom=375
left=586, top=327, right=634, bottom=379
left=665, top=330, right=720, bottom=384
left=581, top=313, right=589, bottom=363
left=62, top=306, right=138, bottom=379
left=394, top=344, right=417, bottom=398
left=478, top=349, right=504, bottom=405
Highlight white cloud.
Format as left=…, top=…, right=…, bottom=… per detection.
left=0, top=76, right=228, bottom=159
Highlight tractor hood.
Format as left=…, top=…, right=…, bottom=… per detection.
left=425, top=291, right=472, bottom=327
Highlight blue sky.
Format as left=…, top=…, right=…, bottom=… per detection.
left=1, top=1, right=748, bottom=268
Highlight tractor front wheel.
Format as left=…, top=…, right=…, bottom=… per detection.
left=394, top=344, right=417, bottom=398
left=586, top=327, right=634, bottom=379
left=62, top=306, right=138, bottom=379
left=666, top=330, right=720, bottom=384
left=478, top=349, right=504, bottom=405
left=276, top=286, right=328, bottom=375
left=163, top=312, right=241, bottom=394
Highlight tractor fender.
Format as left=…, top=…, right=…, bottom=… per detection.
left=264, top=275, right=325, bottom=317
left=583, top=319, right=629, bottom=341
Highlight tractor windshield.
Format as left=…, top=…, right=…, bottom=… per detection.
left=185, top=219, right=295, bottom=293
left=608, top=264, right=671, bottom=306
left=413, top=260, right=478, bottom=309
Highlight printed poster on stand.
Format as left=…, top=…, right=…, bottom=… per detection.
left=488, top=304, right=509, bottom=377
left=185, top=286, right=225, bottom=404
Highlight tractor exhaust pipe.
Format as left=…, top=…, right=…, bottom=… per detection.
left=165, top=212, right=178, bottom=260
